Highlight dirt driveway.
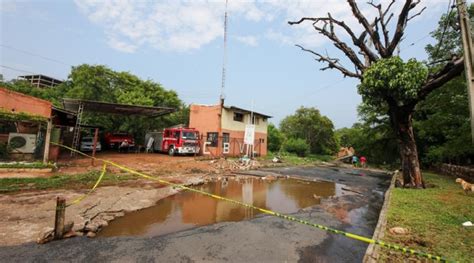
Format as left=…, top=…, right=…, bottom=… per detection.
left=57, top=152, right=218, bottom=175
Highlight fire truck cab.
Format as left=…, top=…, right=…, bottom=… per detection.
left=145, top=127, right=200, bottom=156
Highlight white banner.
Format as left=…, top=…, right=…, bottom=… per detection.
left=244, top=124, right=255, bottom=145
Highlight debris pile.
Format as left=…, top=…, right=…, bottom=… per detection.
left=336, top=147, right=355, bottom=158
left=209, top=157, right=261, bottom=172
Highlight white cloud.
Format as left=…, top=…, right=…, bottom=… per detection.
left=74, top=0, right=447, bottom=53
left=234, top=35, right=258, bottom=46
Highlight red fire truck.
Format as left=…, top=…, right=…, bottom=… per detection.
left=145, top=127, right=200, bottom=156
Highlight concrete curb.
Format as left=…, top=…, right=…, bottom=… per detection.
left=363, top=170, right=398, bottom=263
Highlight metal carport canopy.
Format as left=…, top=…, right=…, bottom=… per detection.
left=62, top=98, right=176, bottom=117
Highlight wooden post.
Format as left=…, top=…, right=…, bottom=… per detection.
left=457, top=0, right=474, bottom=142
left=54, top=197, right=66, bottom=240
left=91, top=128, right=99, bottom=166
left=43, top=119, right=52, bottom=164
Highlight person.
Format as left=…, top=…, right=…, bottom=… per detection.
left=360, top=156, right=367, bottom=168
left=351, top=155, right=359, bottom=167
left=119, top=140, right=129, bottom=153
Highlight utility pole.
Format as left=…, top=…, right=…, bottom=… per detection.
left=457, top=0, right=474, bottom=142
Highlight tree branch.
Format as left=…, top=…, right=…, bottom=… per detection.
left=347, top=0, right=386, bottom=57
left=368, top=0, right=395, bottom=47
left=387, top=0, right=424, bottom=56
left=418, top=58, right=464, bottom=100
left=295, top=44, right=361, bottom=79
left=289, top=15, right=378, bottom=70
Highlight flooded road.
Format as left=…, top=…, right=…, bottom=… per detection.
left=99, top=178, right=340, bottom=237
left=0, top=166, right=390, bottom=262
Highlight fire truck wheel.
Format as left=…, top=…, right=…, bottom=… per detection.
left=168, top=146, right=175, bottom=156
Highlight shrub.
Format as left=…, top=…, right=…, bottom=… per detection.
left=283, top=138, right=310, bottom=157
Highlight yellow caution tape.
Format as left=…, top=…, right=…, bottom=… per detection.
left=66, top=163, right=107, bottom=207
left=50, top=142, right=456, bottom=262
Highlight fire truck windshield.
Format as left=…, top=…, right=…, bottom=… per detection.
left=182, top=131, right=198, bottom=140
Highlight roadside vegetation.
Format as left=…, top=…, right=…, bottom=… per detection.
left=379, top=172, right=474, bottom=262
left=261, top=151, right=333, bottom=166
left=0, top=162, right=55, bottom=169
left=0, top=171, right=135, bottom=193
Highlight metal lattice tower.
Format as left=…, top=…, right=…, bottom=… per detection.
left=220, top=0, right=228, bottom=104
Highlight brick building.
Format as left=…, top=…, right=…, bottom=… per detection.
left=189, top=103, right=271, bottom=157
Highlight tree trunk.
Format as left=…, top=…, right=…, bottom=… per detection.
left=389, top=105, right=424, bottom=188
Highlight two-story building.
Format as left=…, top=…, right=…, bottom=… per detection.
left=189, top=103, right=271, bottom=157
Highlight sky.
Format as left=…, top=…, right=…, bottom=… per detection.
left=0, top=0, right=459, bottom=128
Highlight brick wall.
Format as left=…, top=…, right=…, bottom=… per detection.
left=0, top=87, right=52, bottom=118
left=436, top=164, right=474, bottom=181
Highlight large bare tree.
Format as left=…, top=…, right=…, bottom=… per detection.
left=289, top=0, right=464, bottom=187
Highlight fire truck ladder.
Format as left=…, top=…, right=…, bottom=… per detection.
left=70, top=102, right=84, bottom=156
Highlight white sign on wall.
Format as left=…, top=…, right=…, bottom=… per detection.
left=244, top=124, right=255, bottom=145
left=223, top=142, right=230, bottom=154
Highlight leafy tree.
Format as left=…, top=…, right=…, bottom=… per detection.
left=414, top=76, right=474, bottom=164
left=0, top=79, right=67, bottom=106
left=413, top=6, right=474, bottom=165
left=289, top=1, right=464, bottom=187
left=60, top=64, right=183, bottom=142
left=267, top=123, right=284, bottom=152
left=280, top=107, right=337, bottom=155
left=1, top=64, right=185, bottom=143
left=282, top=138, right=310, bottom=157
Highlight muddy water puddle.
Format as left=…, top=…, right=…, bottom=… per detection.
left=98, top=178, right=339, bottom=237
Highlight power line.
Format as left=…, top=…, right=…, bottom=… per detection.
left=0, top=64, right=64, bottom=80
left=400, top=34, right=431, bottom=51
left=0, top=65, right=37, bottom=75
left=0, top=44, right=72, bottom=67
left=433, top=0, right=455, bottom=59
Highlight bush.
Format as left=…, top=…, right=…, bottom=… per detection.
left=283, top=138, right=310, bottom=157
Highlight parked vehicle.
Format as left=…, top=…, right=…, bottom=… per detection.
left=104, top=132, right=135, bottom=150
left=80, top=136, right=102, bottom=152
left=145, top=128, right=200, bottom=156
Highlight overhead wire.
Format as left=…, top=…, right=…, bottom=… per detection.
left=0, top=43, right=72, bottom=67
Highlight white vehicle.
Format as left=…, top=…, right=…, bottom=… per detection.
left=80, top=137, right=102, bottom=152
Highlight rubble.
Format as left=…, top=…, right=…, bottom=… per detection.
left=208, top=157, right=262, bottom=172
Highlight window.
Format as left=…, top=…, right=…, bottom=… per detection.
left=252, top=116, right=260, bottom=125
left=207, top=132, right=218, bottom=147
left=222, top=133, right=230, bottom=145
left=233, top=112, right=244, bottom=122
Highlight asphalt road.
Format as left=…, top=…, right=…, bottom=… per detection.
left=0, top=166, right=390, bottom=263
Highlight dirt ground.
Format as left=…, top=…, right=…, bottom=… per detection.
left=57, top=152, right=222, bottom=175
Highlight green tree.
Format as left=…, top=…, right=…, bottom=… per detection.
left=413, top=6, right=474, bottom=165
left=267, top=123, right=284, bottom=152
left=1, top=64, right=185, bottom=143
left=282, top=138, right=310, bottom=157
left=290, top=1, right=464, bottom=187
left=280, top=107, right=337, bottom=155
left=61, top=64, right=183, bottom=142
left=358, top=57, right=429, bottom=175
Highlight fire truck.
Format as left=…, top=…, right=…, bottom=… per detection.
left=145, top=127, right=200, bottom=156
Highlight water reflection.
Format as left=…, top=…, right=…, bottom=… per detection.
left=98, top=178, right=336, bottom=237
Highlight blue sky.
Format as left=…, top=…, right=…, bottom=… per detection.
left=0, top=0, right=457, bottom=128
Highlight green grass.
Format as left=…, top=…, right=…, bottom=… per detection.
left=260, top=152, right=333, bottom=166
left=0, top=171, right=136, bottom=193
left=0, top=162, right=55, bottom=169
left=380, top=172, right=474, bottom=262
